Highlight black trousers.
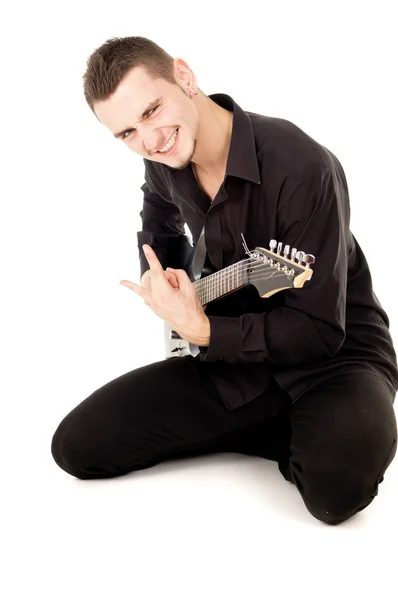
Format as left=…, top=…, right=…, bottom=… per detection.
left=51, top=356, right=397, bottom=525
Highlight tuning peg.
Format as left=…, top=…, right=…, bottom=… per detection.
left=277, top=241, right=283, bottom=255
left=283, top=244, right=290, bottom=258
left=269, top=239, right=277, bottom=252
left=291, top=247, right=297, bottom=261
left=303, top=254, right=315, bottom=267
left=295, top=251, right=305, bottom=265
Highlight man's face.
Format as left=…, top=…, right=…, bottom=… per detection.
left=94, top=65, right=198, bottom=169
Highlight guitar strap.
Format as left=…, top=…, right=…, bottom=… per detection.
left=191, top=226, right=207, bottom=281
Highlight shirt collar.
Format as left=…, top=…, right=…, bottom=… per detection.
left=210, top=93, right=261, bottom=184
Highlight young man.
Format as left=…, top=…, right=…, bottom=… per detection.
left=51, top=36, right=398, bottom=525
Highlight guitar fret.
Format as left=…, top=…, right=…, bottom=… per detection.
left=193, top=261, right=245, bottom=306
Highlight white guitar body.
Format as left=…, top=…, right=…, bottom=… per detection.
left=164, top=322, right=198, bottom=359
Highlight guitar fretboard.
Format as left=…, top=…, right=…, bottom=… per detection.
left=193, top=260, right=248, bottom=305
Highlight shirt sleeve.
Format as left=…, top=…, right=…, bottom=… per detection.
left=137, top=161, right=188, bottom=278
left=199, top=159, right=350, bottom=364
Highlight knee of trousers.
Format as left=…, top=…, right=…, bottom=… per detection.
left=51, top=417, right=91, bottom=479
left=290, top=437, right=397, bottom=526
left=50, top=413, right=118, bottom=479
left=51, top=411, right=155, bottom=479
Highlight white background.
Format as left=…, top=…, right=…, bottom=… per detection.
left=1, top=1, right=397, bottom=598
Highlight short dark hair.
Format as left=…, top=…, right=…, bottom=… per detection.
left=82, top=36, right=177, bottom=114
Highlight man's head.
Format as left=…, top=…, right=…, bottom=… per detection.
left=83, top=36, right=200, bottom=169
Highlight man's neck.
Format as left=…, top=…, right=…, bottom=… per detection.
left=191, top=96, right=233, bottom=177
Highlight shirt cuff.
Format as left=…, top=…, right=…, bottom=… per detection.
left=199, top=315, right=242, bottom=361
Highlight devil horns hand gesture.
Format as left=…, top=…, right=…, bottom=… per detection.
left=120, top=244, right=210, bottom=346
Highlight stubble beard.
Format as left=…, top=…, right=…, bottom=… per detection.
left=170, top=135, right=197, bottom=171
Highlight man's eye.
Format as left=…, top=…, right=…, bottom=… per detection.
left=122, top=106, right=160, bottom=140
left=146, top=105, right=159, bottom=118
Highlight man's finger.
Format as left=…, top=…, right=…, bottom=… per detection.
left=120, top=280, right=150, bottom=302
left=143, top=245, right=165, bottom=276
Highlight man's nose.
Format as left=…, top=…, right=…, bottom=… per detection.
left=138, top=124, right=162, bottom=155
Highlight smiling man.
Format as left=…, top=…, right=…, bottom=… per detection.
left=51, top=36, right=398, bottom=525
left=92, top=55, right=234, bottom=201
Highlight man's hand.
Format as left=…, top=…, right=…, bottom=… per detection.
left=140, top=267, right=179, bottom=292
left=120, top=245, right=210, bottom=345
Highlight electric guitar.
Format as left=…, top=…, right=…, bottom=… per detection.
left=164, top=235, right=315, bottom=358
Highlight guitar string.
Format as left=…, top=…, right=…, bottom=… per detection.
left=197, top=269, right=293, bottom=304
left=194, top=258, right=302, bottom=296
left=196, top=263, right=285, bottom=289
left=195, top=265, right=297, bottom=295
left=194, top=255, right=303, bottom=288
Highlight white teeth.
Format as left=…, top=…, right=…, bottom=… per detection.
left=158, top=129, right=178, bottom=153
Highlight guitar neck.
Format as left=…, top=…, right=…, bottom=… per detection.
left=191, top=241, right=315, bottom=305
left=193, top=261, right=247, bottom=306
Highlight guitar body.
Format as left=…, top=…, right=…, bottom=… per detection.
left=164, top=234, right=315, bottom=359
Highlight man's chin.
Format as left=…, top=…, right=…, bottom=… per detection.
left=178, top=158, right=193, bottom=170
left=167, top=156, right=193, bottom=171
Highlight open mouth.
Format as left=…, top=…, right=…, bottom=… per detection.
left=157, top=128, right=179, bottom=156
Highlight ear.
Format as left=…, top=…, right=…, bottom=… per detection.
left=173, top=58, right=195, bottom=90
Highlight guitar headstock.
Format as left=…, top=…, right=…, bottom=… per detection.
left=246, top=239, right=315, bottom=298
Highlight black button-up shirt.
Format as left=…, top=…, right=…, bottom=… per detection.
left=137, top=93, right=398, bottom=410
